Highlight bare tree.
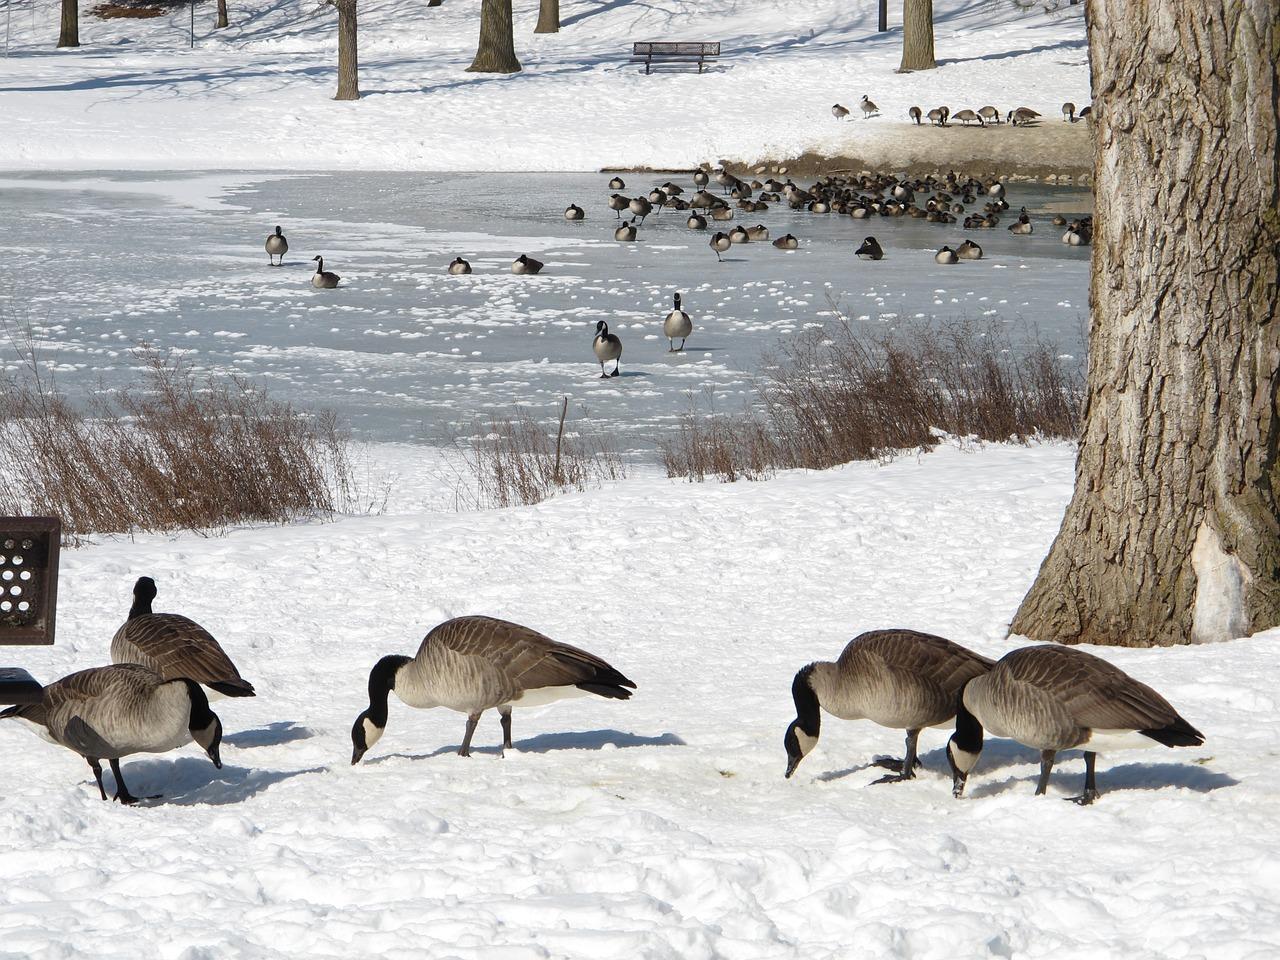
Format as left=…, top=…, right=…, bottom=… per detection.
left=897, top=0, right=934, bottom=72
left=57, top=0, right=78, bottom=48
left=534, top=0, right=559, bottom=34
left=216, top=0, right=228, bottom=29
left=1011, top=0, right=1279, bottom=648
left=329, top=0, right=360, bottom=100
left=467, top=0, right=521, bottom=73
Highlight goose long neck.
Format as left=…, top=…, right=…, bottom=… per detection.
left=315, top=257, right=323, bottom=272
left=791, top=664, right=822, bottom=738
left=952, top=681, right=984, bottom=754
left=127, top=594, right=152, bottom=620
left=181, top=679, right=215, bottom=729
left=367, top=655, right=411, bottom=726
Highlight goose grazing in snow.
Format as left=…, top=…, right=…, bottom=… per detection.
left=710, top=231, right=732, bottom=261
left=2, top=664, right=222, bottom=804
left=311, top=256, right=340, bottom=288
left=952, top=109, right=982, bottom=126
left=564, top=204, right=585, bottom=221
left=512, top=254, right=544, bottom=275
left=593, top=320, right=622, bottom=377
left=772, top=233, right=799, bottom=250
left=663, top=292, right=693, bottom=352
left=978, top=105, right=1000, bottom=125
left=1008, top=106, right=1041, bottom=125
left=947, top=645, right=1205, bottom=805
left=908, top=105, right=922, bottom=125
left=832, top=103, right=850, bottom=120
left=784, top=629, right=993, bottom=781
left=860, top=95, right=878, bottom=118
left=448, top=256, right=472, bottom=275
left=264, top=225, right=288, bottom=266
left=350, top=616, right=635, bottom=763
left=935, top=245, right=959, bottom=264
left=927, top=107, right=948, bottom=127
left=855, top=236, right=883, bottom=261
left=112, top=576, right=255, bottom=700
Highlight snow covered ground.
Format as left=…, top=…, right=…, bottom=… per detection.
left=2, top=441, right=1277, bottom=958
left=0, top=0, right=1091, bottom=171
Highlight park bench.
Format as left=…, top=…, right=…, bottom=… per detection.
left=631, top=41, right=721, bottom=75
left=0, top=517, right=60, bottom=705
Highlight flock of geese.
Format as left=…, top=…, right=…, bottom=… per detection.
left=833, top=100, right=1093, bottom=126
left=2, top=577, right=1204, bottom=808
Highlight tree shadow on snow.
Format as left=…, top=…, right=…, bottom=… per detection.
left=223, top=721, right=316, bottom=749
left=100, top=756, right=326, bottom=806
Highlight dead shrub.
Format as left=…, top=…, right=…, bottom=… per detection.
left=658, top=393, right=776, bottom=483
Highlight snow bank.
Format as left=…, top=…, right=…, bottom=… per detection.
left=0, top=0, right=1092, bottom=171
left=2, top=441, right=1274, bottom=958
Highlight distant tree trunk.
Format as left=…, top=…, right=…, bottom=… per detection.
left=57, top=0, right=78, bottom=48
left=333, top=0, right=359, bottom=100
left=898, top=0, right=934, bottom=71
left=216, top=0, right=228, bottom=28
left=534, top=0, right=559, bottom=34
left=467, top=0, right=521, bottom=73
left=878, top=0, right=887, bottom=32
left=1010, top=0, right=1280, bottom=648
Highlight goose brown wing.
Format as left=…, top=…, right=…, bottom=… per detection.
left=848, top=629, right=995, bottom=691
left=430, top=616, right=635, bottom=698
left=113, top=614, right=254, bottom=695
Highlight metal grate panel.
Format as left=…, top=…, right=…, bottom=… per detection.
left=0, top=517, right=60, bottom=646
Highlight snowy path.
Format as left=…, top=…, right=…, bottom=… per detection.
left=0, top=0, right=1091, bottom=171
left=2, top=442, right=1276, bottom=958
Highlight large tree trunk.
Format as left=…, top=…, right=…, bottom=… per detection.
left=534, top=0, right=559, bottom=34
left=216, top=0, right=228, bottom=28
left=333, top=0, right=359, bottom=100
left=467, top=0, right=521, bottom=73
left=57, top=0, right=78, bottom=48
left=1010, top=0, right=1280, bottom=648
left=897, top=0, right=934, bottom=71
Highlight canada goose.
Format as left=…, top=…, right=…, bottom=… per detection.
left=661, top=182, right=684, bottom=196
left=1063, top=227, right=1088, bottom=246
left=564, top=204, right=585, bottom=221
left=710, top=232, right=732, bottom=261
left=849, top=204, right=871, bottom=219
left=746, top=224, right=769, bottom=241
left=350, top=616, right=634, bottom=764
left=710, top=204, right=734, bottom=221
left=628, top=196, right=653, bottom=224
left=832, top=103, right=850, bottom=120
left=111, top=576, right=254, bottom=700
left=608, top=176, right=626, bottom=190
left=614, top=223, right=638, bottom=242
left=855, top=236, right=883, bottom=261
left=1008, top=107, right=1041, bottom=125
left=693, top=169, right=710, bottom=188
left=714, top=168, right=737, bottom=194
left=1078, top=105, right=1092, bottom=120
left=663, top=293, right=693, bottom=351
left=1062, top=101, right=1076, bottom=122
left=593, top=320, right=622, bottom=377
left=1051, top=214, right=1067, bottom=227
left=1009, top=214, right=1033, bottom=235
left=977, top=105, right=999, bottom=124
left=2, top=664, right=222, bottom=804
left=311, top=256, right=340, bottom=288
left=953, top=109, right=982, bottom=126
left=784, top=629, right=993, bottom=781
left=448, top=256, right=472, bottom=275
left=772, top=234, right=799, bottom=250
left=988, top=181, right=1006, bottom=199
left=512, top=254, right=544, bottom=275
left=264, top=225, right=288, bottom=266
left=957, top=239, right=983, bottom=260
left=927, top=107, right=947, bottom=127
left=935, top=245, right=959, bottom=264
left=608, top=193, right=631, bottom=218
left=908, top=105, right=922, bottom=125
left=728, top=225, right=750, bottom=244
left=946, top=645, right=1204, bottom=805
left=860, top=95, right=878, bottom=118
left=686, top=213, right=707, bottom=230
left=809, top=200, right=831, bottom=214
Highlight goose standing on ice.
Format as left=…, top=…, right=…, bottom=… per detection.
left=947, top=645, right=1205, bottom=804
left=2, top=664, right=223, bottom=804
left=710, top=231, right=732, bottom=261
left=609, top=194, right=631, bottom=218
left=593, top=320, right=622, bottom=377
left=265, top=225, right=288, bottom=266
left=663, top=293, right=693, bottom=352
left=112, top=576, right=255, bottom=700
left=311, top=256, right=340, bottom=288
left=784, top=629, right=993, bottom=780
left=350, top=616, right=635, bottom=763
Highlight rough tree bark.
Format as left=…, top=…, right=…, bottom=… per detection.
left=57, top=0, right=78, bottom=48
left=897, top=0, right=934, bottom=72
left=467, top=0, right=521, bottom=73
left=216, top=0, right=228, bottom=29
left=1010, top=0, right=1280, bottom=647
left=332, top=0, right=360, bottom=101
left=534, top=0, right=559, bottom=34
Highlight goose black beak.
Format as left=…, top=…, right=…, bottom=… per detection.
left=351, top=747, right=366, bottom=766
left=784, top=755, right=801, bottom=779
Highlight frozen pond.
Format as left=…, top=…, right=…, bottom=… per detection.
left=0, top=171, right=1090, bottom=451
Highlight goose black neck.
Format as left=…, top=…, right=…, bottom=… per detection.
left=791, top=664, right=820, bottom=738
left=128, top=578, right=156, bottom=620
left=367, top=655, right=411, bottom=726
left=181, top=679, right=215, bottom=730
left=673, top=293, right=681, bottom=309
left=952, top=685, right=983, bottom=753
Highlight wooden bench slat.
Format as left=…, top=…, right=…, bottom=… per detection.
left=0, top=666, right=42, bottom=705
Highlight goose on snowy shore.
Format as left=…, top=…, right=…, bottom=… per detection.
left=784, top=630, right=993, bottom=781
left=350, top=616, right=635, bottom=763
left=860, top=95, right=878, bottom=118
left=947, top=645, right=1205, bottom=805
left=265, top=225, right=288, bottom=266
left=593, top=320, right=622, bottom=377
left=663, top=293, right=693, bottom=352
left=311, top=256, right=340, bottom=288
left=112, top=576, right=255, bottom=700
left=2, top=664, right=222, bottom=804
